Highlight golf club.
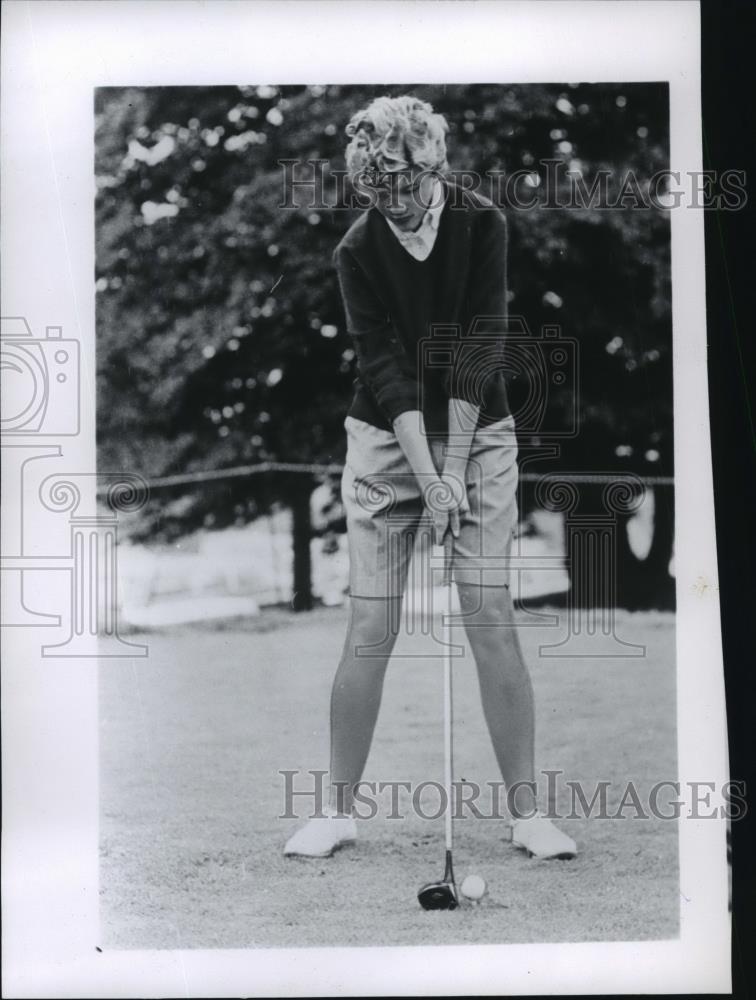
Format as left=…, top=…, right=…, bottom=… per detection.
left=418, top=532, right=459, bottom=911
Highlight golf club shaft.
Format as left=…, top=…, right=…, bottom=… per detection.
left=443, top=533, right=454, bottom=854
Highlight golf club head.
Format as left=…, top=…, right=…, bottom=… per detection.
left=417, top=879, right=459, bottom=910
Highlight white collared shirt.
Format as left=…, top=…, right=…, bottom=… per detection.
left=384, top=178, right=445, bottom=261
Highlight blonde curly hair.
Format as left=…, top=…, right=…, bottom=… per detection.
left=344, top=95, right=449, bottom=180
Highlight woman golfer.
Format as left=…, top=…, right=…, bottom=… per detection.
left=284, top=95, right=576, bottom=860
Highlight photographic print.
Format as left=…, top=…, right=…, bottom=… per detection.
left=96, top=82, right=680, bottom=949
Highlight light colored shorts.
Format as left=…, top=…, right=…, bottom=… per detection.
left=341, top=414, right=519, bottom=597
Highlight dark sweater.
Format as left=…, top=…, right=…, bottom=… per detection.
left=333, top=179, right=511, bottom=436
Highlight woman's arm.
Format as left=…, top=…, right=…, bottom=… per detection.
left=334, top=245, right=419, bottom=424
left=440, top=208, right=509, bottom=524
left=441, top=397, right=478, bottom=536
left=392, top=410, right=453, bottom=544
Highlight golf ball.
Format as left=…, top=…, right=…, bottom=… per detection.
left=461, top=874, right=487, bottom=900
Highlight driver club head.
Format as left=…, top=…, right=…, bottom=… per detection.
left=417, top=879, right=459, bottom=910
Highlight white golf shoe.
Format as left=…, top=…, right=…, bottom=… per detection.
left=511, top=813, right=577, bottom=860
left=283, top=811, right=357, bottom=858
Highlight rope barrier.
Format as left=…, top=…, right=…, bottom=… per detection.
left=521, top=472, right=673, bottom=486
left=97, top=462, right=673, bottom=495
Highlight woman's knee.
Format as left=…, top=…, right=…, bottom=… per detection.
left=457, top=583, right=514, bottom=627
left=457, top=585, right=527, bottom=671
left=348, top=596, right=402, bottom=649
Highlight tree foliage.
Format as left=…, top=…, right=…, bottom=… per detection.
left=96, top=83, right=672, bottom=543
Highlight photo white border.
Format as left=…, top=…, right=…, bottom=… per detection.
left=1, top=1, right=730, bottom=995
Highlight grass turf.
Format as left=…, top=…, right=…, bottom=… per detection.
left=100, top=605, right=678, bottom=948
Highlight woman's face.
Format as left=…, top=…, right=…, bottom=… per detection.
left=369, top=168, right=438, bottom=231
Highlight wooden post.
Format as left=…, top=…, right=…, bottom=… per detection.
left=288, top=475, right=314, bottom=611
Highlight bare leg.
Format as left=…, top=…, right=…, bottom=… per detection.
left=457, top=582, right=537, bottom=819
left=328, top=595, right=403, bottom=814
